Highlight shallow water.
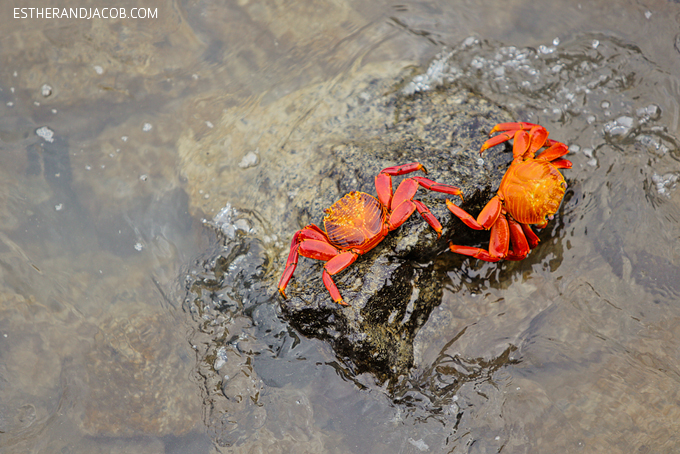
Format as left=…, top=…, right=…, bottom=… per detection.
left=2, top=0, right=680, bottom=453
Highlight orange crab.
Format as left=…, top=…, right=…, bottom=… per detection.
left=446, top=122, right=572, bottom=262
left=278, top=162, right=463, bottom=305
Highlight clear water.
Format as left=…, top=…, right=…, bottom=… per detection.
left=2, top=0, right=680, bottom=453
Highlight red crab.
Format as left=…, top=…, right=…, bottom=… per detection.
left=278, top=162, right=463, bottom=305
left=446, top=122, right=572, bottom=261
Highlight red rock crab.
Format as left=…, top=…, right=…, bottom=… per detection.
left=278, top=162, right=463, bottom=305
left=446, top=122, right=572, bottom=261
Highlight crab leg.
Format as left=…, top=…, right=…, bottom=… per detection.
left=376, top=164, right=462, bottom=206
left=380, top=162, right=428, bottom=175
left=480, top=133, right=514, bottom=153
left=391, top=176, right=420, bottom=210
left=447, top=244, right=502, bottom=262
left=447, top=212, right=510, bottom=262
left=522, top=223, right=540, bottom=249
left=551, top=159, right=572, bottom=169
left=299, top=239, right=341, bottom=260
left=488, top=214, right=510, bottom=258
left=481, top=122, right=539, bottom=153
left=511, top=130, right=533, bottom=160
left=393, top=177, right=463, bottom=210
left=527, top=126, right=549, bottom=157
left=504, top=217, right=530, bottom=261
left=278, top=226, right=359, bottom=305
left=375, top=162, right=427, bottom=207
left=534, top=139, right=572, bottom=169
left=412, top=200, right=443, bottom=237
left=489, top=122, right=539, bottom=135
left=387, top=197, right=444, bottom=236
left=410, top=177, right=464, bottom=199
left=322, top=251, right=359, bottom=306
left=388, top=198, right=418, bottom=231
left=536, top=141, right=569, bottom=162
left=506, top=126, right=555, bottom=161
left=278, top=225, right=330, bottom=298
left=481, top=122, right=552, bottom=157
left=445, top=196, right=502, bottom=230
left=387, top=176, right=463, bottom=235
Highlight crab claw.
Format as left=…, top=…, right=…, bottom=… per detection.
left=481, top=122, right=541, bottom=154
left=488, top=122, right=538, bottom=135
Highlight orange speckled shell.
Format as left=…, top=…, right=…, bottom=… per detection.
left=499, top=160, right=567, bottom=225
left=324, top=192, right=387, bottom=250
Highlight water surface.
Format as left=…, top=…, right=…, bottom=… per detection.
left=1, top=0, right=680, bottom=453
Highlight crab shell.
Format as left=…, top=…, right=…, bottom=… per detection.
left=500, top=159, right=567, bottom=227
left=324, top=191, right=388, bottom=253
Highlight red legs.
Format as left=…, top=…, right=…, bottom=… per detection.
left=481, top=121, right=573, bottom=167
left=488, top=214, right=510, bottom=258
left=375, top=162, right=426, bottom=207
left=536, top=141, right=572, bottom=169
left=489, top=122, right=539, bottom=135
left=536, top=141, right=568, bottom=161
left=277, top=224, right=358, bottom=305
left=481, top=122, right=540, bottom=153
left=502, top=128, right=546, bottom=161
left=388, top=178, right=463, bottom=236
left=521, top=223, right=540, bottom=249
left=550, top=159, right=572, bottom=169
left=321, top=252, right=358, bottom=306
left=446, top=196, right=502, bottom=231
left=447, top=211, right=534, bottom=262
left=278, top=225, right=328, bottom=298
left=412, top=200, right=442, bottom=235
left=446, top=195, right=505, bottom=261
left=504, top=218, right=530, bottom=260
left=447, top=212, right=509, bottom=262
left=446, top=196, right=536, bottom=262
left=375, top=163, right=463, bottom=237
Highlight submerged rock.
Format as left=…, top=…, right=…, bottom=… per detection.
left=181, top=61, right=514, bottom=381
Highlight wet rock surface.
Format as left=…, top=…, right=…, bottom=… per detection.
left=183, top=60, right=516, bottom=381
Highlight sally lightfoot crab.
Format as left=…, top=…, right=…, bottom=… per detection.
left=278, top=162, right=463, bottom=305
left=446, top=122, right=572, bottom=262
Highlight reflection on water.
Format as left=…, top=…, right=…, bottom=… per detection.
left=2, top=0, right=680, bottom=452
